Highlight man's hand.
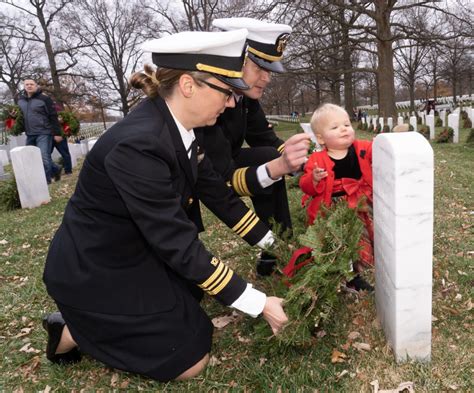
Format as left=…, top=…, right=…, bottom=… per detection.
left=266, top=134, right=310, bottom=179
left=262, top=296, right=288, bottom=335
left=282, top=133, right=311, bottom=173
left=54, top=136, right=63, bottom=143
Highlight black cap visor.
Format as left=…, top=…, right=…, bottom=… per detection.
left=248, top=52, right=286, bottom=73
left=213, top=74, right=249, bottom=90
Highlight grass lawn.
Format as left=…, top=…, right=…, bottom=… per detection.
left=0, top=126, right=472, bottom=392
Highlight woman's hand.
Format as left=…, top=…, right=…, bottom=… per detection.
left=262, top=296, right=288, bottom=335
left=312, top=166, right=328, bottom=186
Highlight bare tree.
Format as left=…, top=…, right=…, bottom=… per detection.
left=72, top=0, right=154, bottom=115
left=394, top=39, right=430, bottom=112
left=1, top=0, right=91, bottom=104
left=0, top=29, right=41, bottom=101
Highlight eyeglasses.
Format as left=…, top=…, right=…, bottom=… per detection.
left=199, top=80, right=234, bottom=103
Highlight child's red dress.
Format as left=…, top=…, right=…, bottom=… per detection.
left=300, top=140, right=374, bottom=267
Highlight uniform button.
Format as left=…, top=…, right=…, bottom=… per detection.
left=188, top=197, right=193, bottom=205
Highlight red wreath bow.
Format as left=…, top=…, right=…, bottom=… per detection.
left=62, top=123, right=71, bottom=136
left=334, top=178, right=372, bottom=209
left=5, top=118, right=15, bottom=130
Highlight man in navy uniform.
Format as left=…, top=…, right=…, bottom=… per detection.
left=196, top=18, right=310, bottom=275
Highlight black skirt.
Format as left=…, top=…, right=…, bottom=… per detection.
left=55, top=277, right=213, bottom=382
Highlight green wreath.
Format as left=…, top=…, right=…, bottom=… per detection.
left=58, top=111, right=80, bottom=137
left=1, top=104, right=24, bottom=136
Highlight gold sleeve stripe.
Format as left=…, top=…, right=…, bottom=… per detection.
left=238, top=215, right=260, bottom=238
left=232, top=210, right=256, bottom=234
left=199, top=262, right=225, bottom=289
left=232, top=167, right=252, bottom=196
left=209, top=269, right=234, bottom=295
left=207, top=265, right=230, bottom=292
left=277, top=143, right=285, bottom=153
left=234, top=212, right=259, bottom=237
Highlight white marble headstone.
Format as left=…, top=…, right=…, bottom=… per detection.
left=373, top=132, right=433, bottom=362
left=80, top=140, right=89, bottom=155
left=87, top=138, right=98, bottom=152
left=379, top=117, right=384, bottom=128
left=67, top=143, right=78, bottom=169
left=387, top=117, right=393, bottom=130
left=425, top=114, right=435, bottom=140
left=8, top=134, right=27, bottom=149
left=467, top=107, right=474, bottom=124
left=10, top=146, right=50, bottom=208
left=440, top=110, right=446, bottom=127
left=447, top=113, right=460, bottom=143
left=397, top=116, right=404, bottom=126
left=409, top=116, right=417, bottom=132
left=0, top=150, right=9, bottom=166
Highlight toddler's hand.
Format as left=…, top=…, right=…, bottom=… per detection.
left=312, top=167, right=327, bottom=185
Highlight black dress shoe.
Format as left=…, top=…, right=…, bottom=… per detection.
left=42, top=312, right=82, bottom=365
left=256, top=252, right=277, bottom=277
left=53, top=166, right=62, bottom=182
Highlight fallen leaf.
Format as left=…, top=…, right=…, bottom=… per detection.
left=0, top=239, right=8, bottom=245
left=352, top=316, right=364, bottom=326
left=19, top=343, right=40, bottom=354
left=348, top=331, right=361, bottom=340
left=211, top=314, right=236, bottom=329
left=120, top=380, right=130, bottom=389
left=353, top=342, right=371, bottom=351
left=341, top=342, right=351, bottom=351
left=316, top=330, right=326, bottom=338
left=22, top=243, right=31, bottom=249
left=208, top=355, right=221, bottom=366
left=236, top=334, right=251, bottom=343
left=42, top=386, right=52, bottom=393
left=466, top=299, right=473, bottom=311
left=336, top=369, right=349, bottom=379
left=110, top=373, right=119, bottom=387
left=454, top=294, right=462, bottom=301
left=259, top=357, right=267, bottom=366
left=331, top=349, right=347, bottom=363
left=370, top=380, right=415, bottom=393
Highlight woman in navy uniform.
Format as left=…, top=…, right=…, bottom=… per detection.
left=42, top=29, right=287, bottom=382
left=196, top=18, right=311, bottom=275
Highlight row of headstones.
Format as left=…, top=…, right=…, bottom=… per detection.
left=3, top=137, right=99, bottom=209
left=279, top=122, right=435, bottom=364
left=399, top=106, right=474, bottom=125
left=361, top=111, right=464, bottom=143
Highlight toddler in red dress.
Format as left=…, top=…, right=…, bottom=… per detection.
left=300, top=104, right=374, bottom=291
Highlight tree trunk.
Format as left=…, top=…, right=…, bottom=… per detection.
left=342, top=21, right=353, bottom=114
left=374, top=1, right=397, bottom=118
left=36, top=6, right=63, bottom=104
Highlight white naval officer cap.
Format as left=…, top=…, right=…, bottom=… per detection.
left=212, top=17, right=292, bottom=73
left=141, top=29, right=250, bottom=90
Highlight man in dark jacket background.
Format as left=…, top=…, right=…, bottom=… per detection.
left=18, top=79, right=62, bottom=184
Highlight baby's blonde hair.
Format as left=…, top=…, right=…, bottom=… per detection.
left=310, top=103, right=349, bottom=135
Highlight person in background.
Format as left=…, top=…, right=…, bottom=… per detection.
left=42, top=29, right=287, bottom=383
left=51, top=101, right=73, bottom=176
left=17, top=79, right=62, bottom=184
left=196, top=18, right=310, bottom=276
left=300, top=103, right=374, bottom=292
